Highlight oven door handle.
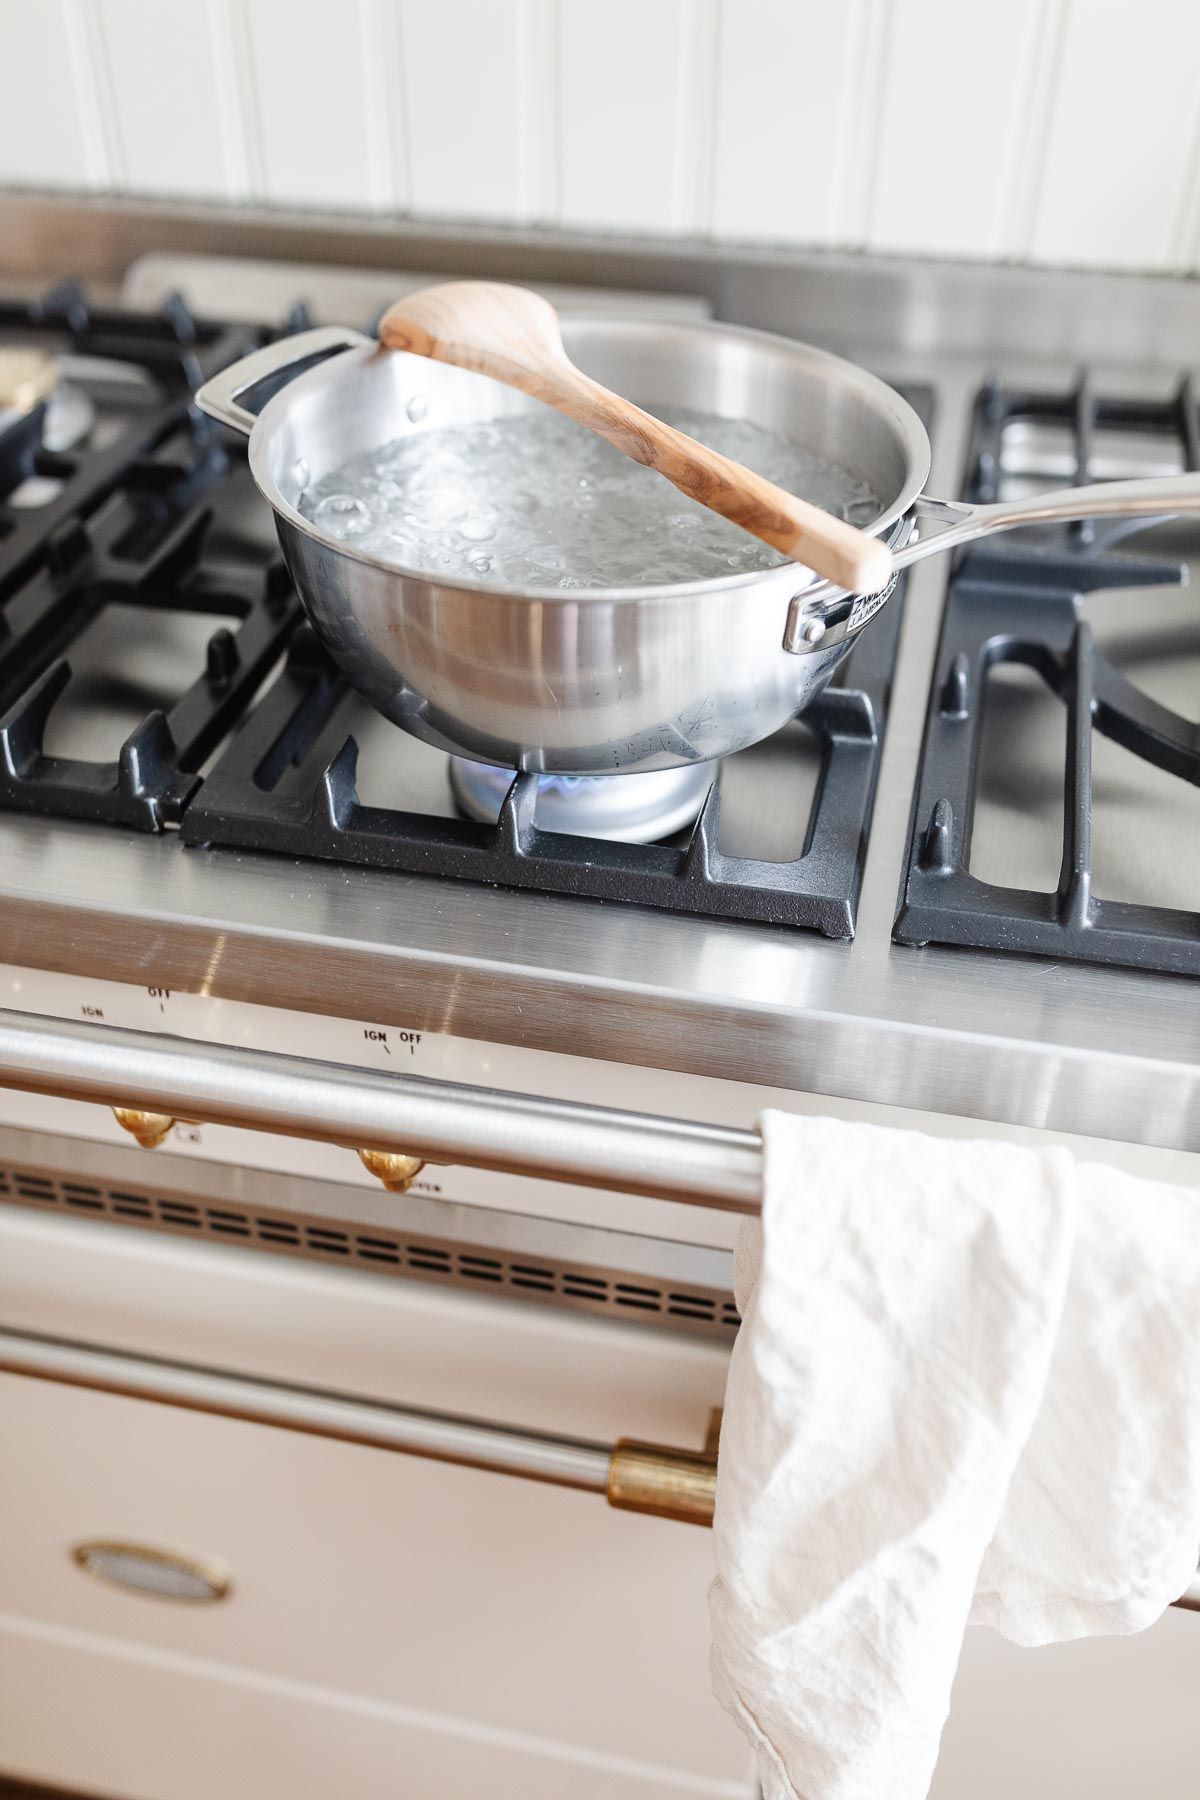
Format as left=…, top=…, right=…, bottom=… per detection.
left=0, top=1326, right=720, bottom=1528
left=0, top=1009, right=762, bottom=1212
left=2, top=1326, right=1198, bottom=1609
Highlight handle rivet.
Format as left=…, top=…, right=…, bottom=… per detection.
left=800, top=617, right=826, bottom=647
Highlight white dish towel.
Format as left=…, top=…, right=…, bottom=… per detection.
left=709, top=1112, right=1200, bottom=1800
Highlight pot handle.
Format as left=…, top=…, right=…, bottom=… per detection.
left=195, top=325, right=373, bottom=437
left=784, top=473, right=1200, bottom=653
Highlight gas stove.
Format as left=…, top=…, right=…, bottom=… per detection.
left=1, top=252, right=1200, bottom=1329
left=6, top=275, right=1199, bottom=974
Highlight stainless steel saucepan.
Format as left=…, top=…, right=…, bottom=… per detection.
left=197, top=320, right=1200, bottom=776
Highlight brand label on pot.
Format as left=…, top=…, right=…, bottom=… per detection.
left=848, top=572, right=899, bottom=634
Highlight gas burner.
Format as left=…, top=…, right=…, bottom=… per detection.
left=0, top=346, right=57, bottom=415
left=897, top=373, right=1200, bottom=976
left=0, top=280, right=280, bottom=604
left=0, top=346, right=95, bottom=465
left=448, top=757, right=714, bottom=842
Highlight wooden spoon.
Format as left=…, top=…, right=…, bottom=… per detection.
left=377, top=281, right=892, bottom=595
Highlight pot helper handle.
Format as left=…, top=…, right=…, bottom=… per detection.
left=196, top=327, right=373, bottom=438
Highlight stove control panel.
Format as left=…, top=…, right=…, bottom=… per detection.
left=0, top=963, right=766, bottom=1249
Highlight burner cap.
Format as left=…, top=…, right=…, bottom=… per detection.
left=0, top=346, right=58, bottom=411
left=449, top=758, right=713, bottom=843
left=0, top=347, right=95, bottom=458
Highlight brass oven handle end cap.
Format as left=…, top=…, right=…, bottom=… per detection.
left=606, top=1438, right=718, bottom=1527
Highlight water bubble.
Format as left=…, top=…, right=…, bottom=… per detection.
left=470, top=554, right=493, bottom=575
left=313, top=493, right=370, bottom=537
left=291, top=456, right=310, bottom=492
left=406, top=394, right=429, bottom=423
left=459, top=513, right=495, bottom=542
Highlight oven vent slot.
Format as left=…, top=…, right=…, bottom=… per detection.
left=0, top=1162, right=738, bottom=1339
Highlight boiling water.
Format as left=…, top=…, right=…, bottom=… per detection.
left=297, top=407, right=879, bottom=589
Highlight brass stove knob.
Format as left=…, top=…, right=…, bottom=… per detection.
left=358, top=1149, right=426, bottom=1193
left=112, top=1108, right=177, bottom=1149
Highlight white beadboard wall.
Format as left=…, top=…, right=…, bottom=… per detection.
left=2, top=0, right=1200, bottom=273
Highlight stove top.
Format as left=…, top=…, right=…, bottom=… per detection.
left=2, top=254, right=1200, bottom=1156
left=0, top=280, right=929, bottom=940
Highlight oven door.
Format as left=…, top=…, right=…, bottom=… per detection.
left=0, top=1199, right=749, bottom=1800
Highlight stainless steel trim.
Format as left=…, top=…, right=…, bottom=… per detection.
left=8, top=193, right=1200, bottom=370
left=2, top=811, right=1200, bottom=1153
left=2, top=1326, right=1197, bottom=1601
left=0, top=1010, right=763, bottom=1212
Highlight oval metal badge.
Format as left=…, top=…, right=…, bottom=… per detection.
left=72, top=1540, right=231, bottom=1603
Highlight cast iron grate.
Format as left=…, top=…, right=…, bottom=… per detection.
left=0, top=283, right=306, bottom=827
left=182, top=592, right=902, bottom=937
left=895, top=373, right=1200, bottom=974
left=963, top=370, right=1200, bottom=549
left=0, top=279, right=297, bottom=596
